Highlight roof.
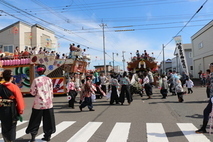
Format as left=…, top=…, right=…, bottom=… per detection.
left=191, top=20, right=213, bottom=40
left=0, top=21, right=55, bottom=34
left=0, top=21, right=31, bottom=33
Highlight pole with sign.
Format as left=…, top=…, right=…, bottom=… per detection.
left=173, top=35, right=189, bottom=76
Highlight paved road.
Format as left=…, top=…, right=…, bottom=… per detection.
left=0, top=86, right=212, bottom=142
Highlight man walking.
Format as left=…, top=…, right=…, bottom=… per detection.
left=195, top=63, right=213, bottom=133
left=26, top=64, right=56, bottom=142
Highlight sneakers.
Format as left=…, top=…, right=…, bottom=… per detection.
left=195, top=128, right=207, bottom=134
left=89, top=109, right=95, bottom=111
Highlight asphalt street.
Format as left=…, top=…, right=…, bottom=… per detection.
left=3, top=85, right=213, bottom=142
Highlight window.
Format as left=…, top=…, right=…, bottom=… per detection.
left=198, top=42, right=203, bottom=49
left=189, top=52, right=192, bottom=58
left=190, top=66, right=193, bottom=70
left=3, top=45, right=13, bottom=53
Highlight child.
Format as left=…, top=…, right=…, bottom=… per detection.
left=79, top=79, right=85, bottom=104
left=66, top=77, right=77, bottom=109
left=160, top=74, right=168, bottom=99
left=184, top=78, right=194, bottom=94
left=175, top=78, right=185, bottom=102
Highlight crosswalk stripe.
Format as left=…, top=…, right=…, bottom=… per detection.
left=106, top=122, right=131, bottom=142
left=0, top=121, right=212, bottom=142
left=35, top=121, right=76, bottom=141
left=146, top=123, right=169, bottom=142
left=67, top=122, right=102, bottom=142
left=177, top=123, right=211, bottom=142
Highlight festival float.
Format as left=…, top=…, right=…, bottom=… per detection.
left=0, top=47, right=90, bottom=95
left=127, top=51, right=158, bottom=72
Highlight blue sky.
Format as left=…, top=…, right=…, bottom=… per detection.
left=0, top=0, right=213, bottom=70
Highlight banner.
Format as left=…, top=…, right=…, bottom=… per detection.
left=174, top=36, right=189, bottom=75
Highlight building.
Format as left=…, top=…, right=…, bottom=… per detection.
left=191, top=20, right=213, bottom=78
left=94, top=65, right=113, bottom=73
left=159, top=59, right=172, bottom=75
left=173, top=43, right=193, bottom=76
left=0, top=21, right=58, bottom=54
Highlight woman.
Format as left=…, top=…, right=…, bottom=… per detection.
left=142, top=71, right=152, bottom=99
left=100, top=73, right=107, bottom=97
left=26, top=64, right=56, bottom=142
left=109, top=73, right=120, bottom=105
left=79, top=76, right=95, bottom=111
left=119, top=71, right=132, bottom=105
left=160, top=74, right=169, bottom=99
left=175, top=77, right=185, bottom=102
left=0, top=69, right=25, bottom=142
left=66, top=77, right=78, bottom=108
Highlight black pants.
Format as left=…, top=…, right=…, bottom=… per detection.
left=0, top=106, right=17, bottom=141
left=177, top=92, right=184, bottom=102
left=80, top=96, right=93, bottom=110
left=68, top=90, right=77, bottom=108
left=187, top=88, right=193, bottom=94
left=26, top=108, right=56, bottom=137
left=203, top=99, right=212, bottom=122
left=144, top=83, right=152, bottom=96
left=110, top=86, right=119, bottom=104
left=120, top=85, right=132, bottom=104
left=160, top=89, right=168, bottom=98
left=206, top=87, right=210, bottom=98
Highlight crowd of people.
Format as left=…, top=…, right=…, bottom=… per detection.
left=0, top=43, right=87, bottom=61
left=1, top=45, right=213, bottom=141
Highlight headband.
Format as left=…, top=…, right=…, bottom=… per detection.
left=37, top=67, right=45, bottom=72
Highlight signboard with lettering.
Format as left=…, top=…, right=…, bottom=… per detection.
left=174, top=35, right=189, bottom=75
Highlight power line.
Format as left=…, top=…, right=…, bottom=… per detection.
left=156, top=0, right=209, bottom=60
left=3, top=0, right=187, bottom=14
left=164, top=0, right=209, bottom=47
left=0, top=0, right=94, bottom=44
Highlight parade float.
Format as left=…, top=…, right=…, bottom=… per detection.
left=127, top=52, right=158, bottom=73
left=127, top=51, right=159, bottom=95
left=0, top=50, right=90, bottom=95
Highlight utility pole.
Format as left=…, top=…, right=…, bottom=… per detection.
left=122, top=51, right=126, bottom=71
left=100, top=23, right=107, bottom=75
left=162, top=44, right=165, bottom=74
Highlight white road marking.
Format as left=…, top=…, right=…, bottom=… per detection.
left=106, top=122, right=131, bottom=142
left=147, top=123, right=169, bottom=142
left=177, top=123, right=211, bottom=142
left=67, top=122, right=102, bottom=142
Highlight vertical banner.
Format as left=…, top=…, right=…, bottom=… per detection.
left=174, top=35, right=189, bottom=75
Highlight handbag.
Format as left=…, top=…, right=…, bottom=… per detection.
left=91, top=94, right=96, bottom=102
left=106, top=91, right=111, bottom=99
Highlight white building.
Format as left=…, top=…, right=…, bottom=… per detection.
left=191, top=20, right=213, bottom=78
left=0, top=21, right=58, bottom=54
left=159, top=59, right=172, bottom=75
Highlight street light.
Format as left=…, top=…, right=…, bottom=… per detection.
left=112, top=52, right=118, bottom=71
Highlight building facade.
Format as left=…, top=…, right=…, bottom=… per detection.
left=0, top=21, right=58, bottom=54
left=159, top=59, right=172, bottom=75
left=191, top=20, right=213, bottom=78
